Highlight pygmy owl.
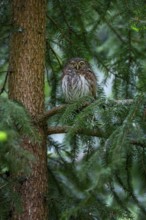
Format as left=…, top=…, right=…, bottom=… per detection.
left=62, top=58, right=97, bottom=102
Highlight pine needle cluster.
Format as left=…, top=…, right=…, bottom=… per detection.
left=46, top=0, right=146, bottom=219
left=0, top=97, right=36, bottom=219
left=1, top=0, right=146, bottom=219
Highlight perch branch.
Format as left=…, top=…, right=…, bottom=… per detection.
left=36, top=99, right=135, bottom=124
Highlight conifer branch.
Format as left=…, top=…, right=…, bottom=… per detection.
left=94, top=7, right=125, bottom=44
left=36, top=104, right=66, bottom=123
left=36, top=99, right=135, bottom=123
left=47, top=126, right=103, bottom=137
left=47, top=15, right=72, bottom=43
left=0, top=70, right=10, bottom=94
left=130, top=140, right=146, bottom=148
left=46, top=41, right=62, bottom=68
left=103, top=17, right=125, bottom=44
left=48, top=126, right=69, bottom=135
left=57, top=0, right=71, bottom=29
left=47, top=126, right=146, bottom=148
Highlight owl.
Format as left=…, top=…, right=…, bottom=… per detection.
left=62, top=58, right=97, bottom=102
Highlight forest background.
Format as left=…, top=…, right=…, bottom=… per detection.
left=0, top=0, right=146, bottom=219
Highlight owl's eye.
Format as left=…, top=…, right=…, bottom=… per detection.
left=79, top=61, right=85, bottom=66
left=70, top=61, right=75, bottom=66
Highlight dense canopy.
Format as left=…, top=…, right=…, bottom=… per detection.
left=0, top=0, right=146, bottom=219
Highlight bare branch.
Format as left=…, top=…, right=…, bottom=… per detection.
left=48, top=126, right=104, bottom=137
left=36, top=105, right=66, bottom=123
left=48, top=126, right=69, bottom=135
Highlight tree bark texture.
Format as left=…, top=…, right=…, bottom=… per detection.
left=8, top=0, right=48, bottom=219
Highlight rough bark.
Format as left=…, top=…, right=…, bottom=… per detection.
left=8, top=0, right=48, bottom=219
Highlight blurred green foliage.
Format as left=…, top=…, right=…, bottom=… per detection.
left=1, top=0, right=146, bottom=219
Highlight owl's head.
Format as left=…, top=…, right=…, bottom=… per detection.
left=67, top=57, right=90, bottom=70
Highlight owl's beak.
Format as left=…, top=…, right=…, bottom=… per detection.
left=75, top=63, right=80, bottom=70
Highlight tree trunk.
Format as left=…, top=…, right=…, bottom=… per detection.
left=8, top=0, right=48, bottom=219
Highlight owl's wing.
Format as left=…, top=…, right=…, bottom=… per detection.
left=62, top=66, right=68, bottom=78
left=85, top=69, right=97, bottom=98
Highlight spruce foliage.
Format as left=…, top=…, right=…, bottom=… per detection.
left=46, top=0, right=146, bottom=219
left=1, top=0, right=146, bottom=219
left=0, top=97, right=36, bottom=219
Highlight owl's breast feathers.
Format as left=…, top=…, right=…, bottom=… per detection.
left=79, top=68, right=97, bottom=98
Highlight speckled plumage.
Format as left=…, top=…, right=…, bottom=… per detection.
left=62, top=58, right=97, bottom=102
